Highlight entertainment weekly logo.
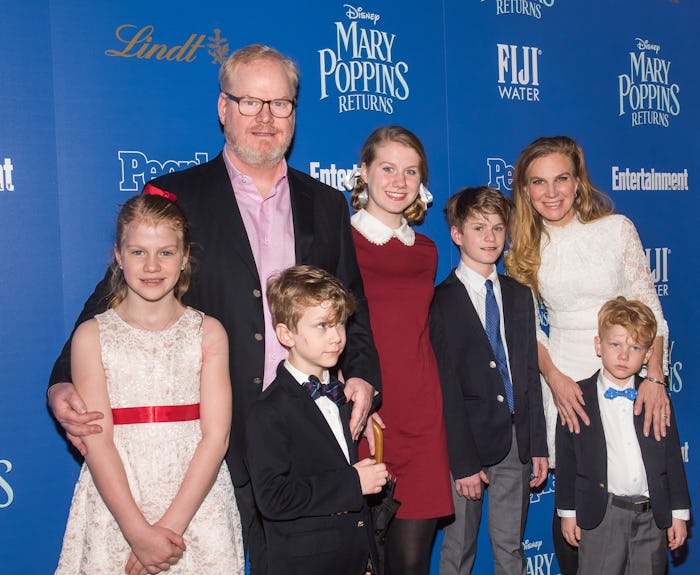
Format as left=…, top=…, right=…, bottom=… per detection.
left=309, top=161, right=359, bottom=191
left=105, top=24, right=231, bottom=65
left=480, top=0, right=556, bottom=20
left=612, top=165, right=689, bottom=192
left=318, top=5, right=410, bottom=114
left=618, top=38, right=681, bottom=127
left=497, top=44, right=542, bottom=102
left=0, top=157, right=15, bottom=192
left=0, top=459, right=13, bottom=509
left=118, top=151, right=209, bottom=192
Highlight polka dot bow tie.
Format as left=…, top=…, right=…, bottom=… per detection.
left=603, top=387, right=637, bottom=401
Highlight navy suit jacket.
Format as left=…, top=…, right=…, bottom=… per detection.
left=49, top=153, right=380, bottom=485
left=430, top=270, right=547, bottom=479
left=245, top=363, right=377, bottom=575
left=555, top=372, right=690, bottom=530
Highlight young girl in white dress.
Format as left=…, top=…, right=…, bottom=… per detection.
left=55, top=192, right=244, bottom=575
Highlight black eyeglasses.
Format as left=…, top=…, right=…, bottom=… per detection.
left=223, top=92, right=296, bottom=118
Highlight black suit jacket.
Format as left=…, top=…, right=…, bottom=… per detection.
left=430, top=270, right=547, bottom=479
left=49, top=153, right=380, bottom=485
left=555, top=372, right=690, bottom=530
left=245, top=363, right=377, bottom=575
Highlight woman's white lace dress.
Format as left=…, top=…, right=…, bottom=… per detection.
left=55, top=307, right=244, bottom=574
left=537, top=214, right=668, bottom=466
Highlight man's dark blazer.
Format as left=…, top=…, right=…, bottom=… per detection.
left=245, top=363, right=377, bottom=575
left=429, top=270, right=547, bottom=480
left=555, top=372, right=690, bottom=530
left=49, top=153, right=380, bottom=486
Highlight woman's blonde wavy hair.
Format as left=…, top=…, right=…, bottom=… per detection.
left=349, top=125, right=429, bottom=225
left=504, top=136, right=614, bottom=299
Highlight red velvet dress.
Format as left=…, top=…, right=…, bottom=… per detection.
left=353, top=227, right=453, bottom=519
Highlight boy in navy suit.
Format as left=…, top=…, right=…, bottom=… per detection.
left=555, top=296, right=689, bottom=575
left=245, top=265, right=387, bottom=575
left=431, top=186, right=548, bottom=575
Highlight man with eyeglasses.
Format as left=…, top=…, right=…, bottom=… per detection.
left=48, top=43, right=380, bottom=574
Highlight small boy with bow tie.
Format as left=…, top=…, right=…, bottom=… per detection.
left=245, top=264, right=387, bottom=575
left=555, top=296, right=690, bottom=575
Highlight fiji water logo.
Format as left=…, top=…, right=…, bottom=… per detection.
left=618, top=38, right=680, bottom=127
left=497, top=44, right=542, bottom=102
left=318, top=7, right=410, bottom=114
left=0, top=460, right=13, bottom=509
left=105, top=25, right=230, bottom=64
left=645, top=247, right=670, bottom=297
left=118, top=151, right=209, bottom=192
left=0, top=157, right=14, bottom=192
left=481, top=0, right=556, bottom=19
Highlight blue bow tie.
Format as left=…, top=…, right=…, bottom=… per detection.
left=301, top=375, right=346, bottom=406
left=603, top=387, right=637, bottom=401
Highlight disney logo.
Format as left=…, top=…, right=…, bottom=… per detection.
left=344, top=4, right=381, bottom=24
left=635, top=38, right=661, bottom=54
left=522, top=539, right=543, bottom=552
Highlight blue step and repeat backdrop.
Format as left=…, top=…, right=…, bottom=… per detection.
left=1, top=1, right=697, bottom=573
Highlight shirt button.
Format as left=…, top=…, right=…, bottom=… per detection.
left=489, top=361, right=497, bottom=369
left=253, top=377, right=262, bottom=385
left=254, top=333, right=263, bottom=341
left=253, top=289, right=262, bottom=298
left=497, top=395, right=504, bottom=403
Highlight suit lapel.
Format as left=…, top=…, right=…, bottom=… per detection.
left=500, top=276, right=517, bottom=358
left=210, top=155, right=259, bottom=278
left=582, top=373, right=608, bottom=474
left=340, top=403, right=358, bottom=464
left=444, top=271, right=495, bottom=355
left=280, top=369, right=351, bottom=464
left=288, top=170, right=314, bottom=264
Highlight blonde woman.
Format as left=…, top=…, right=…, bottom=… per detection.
left=505, top=135, right=670, bottom=575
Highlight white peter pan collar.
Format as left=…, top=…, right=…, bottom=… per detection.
left=351, top=209, right=415, bottom=246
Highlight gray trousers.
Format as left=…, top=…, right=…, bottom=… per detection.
left=439, top=427, right=530, bottom=575
left=578, top=496, right=667, bottom=575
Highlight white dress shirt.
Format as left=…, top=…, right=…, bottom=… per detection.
left=454, top=261, right=514, bottom=386
left=284, top=360, right=350, bottom=463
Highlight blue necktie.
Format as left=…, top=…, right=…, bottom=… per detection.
left=301, top=375, right=346, bottom=406
left=603, top=387, right=637, bottom=401
left=484, top=279, right=514, bottom=413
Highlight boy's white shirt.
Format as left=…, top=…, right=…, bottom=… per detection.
left=284, top=360, right=350, bottom=463
left=557, top=371, right=689, bottom=520
left=454, top=261, right=514, bottom=387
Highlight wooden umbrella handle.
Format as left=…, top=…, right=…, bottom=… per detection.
left=372, top=418, right=384, bottom=464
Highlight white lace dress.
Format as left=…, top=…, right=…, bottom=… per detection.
left=536, top=214, right=668, bottom=466
left=55, top=308, right=244, bottom=575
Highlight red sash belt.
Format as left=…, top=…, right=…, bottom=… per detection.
left=112, top=403, right=200, bottom=425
